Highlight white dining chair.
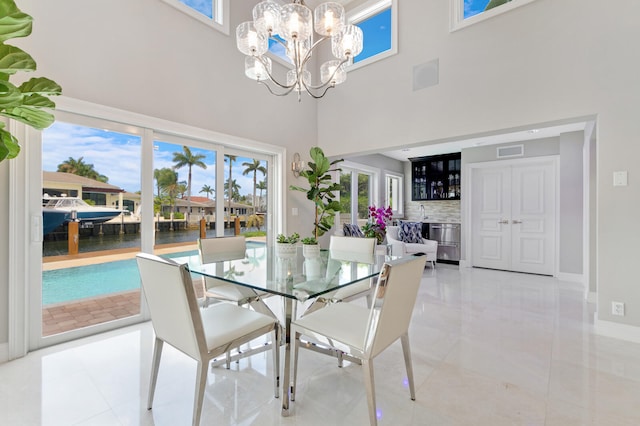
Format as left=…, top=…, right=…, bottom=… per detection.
left=291, top=255, right=426, bottom=426
left=327, top=235, right=377, bottom=304
left=197, top=236, right=275, bottom=368
left=197, top=236, right=260, bottom=306
left=136, top=253, right=280, bottom=426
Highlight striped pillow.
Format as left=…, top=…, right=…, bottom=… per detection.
left=343, top=223, right=364, bottom=238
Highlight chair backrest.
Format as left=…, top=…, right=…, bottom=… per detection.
left=136, top=253, right=205, bottom=360
left=386, top=226, right=400, bottom=241
left=198, top=236, right=246, bottom=263
left=364, top=255, right=425, bottom=358
left=329, top=235, right=376, bottom=263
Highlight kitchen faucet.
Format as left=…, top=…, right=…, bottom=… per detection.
left=420, top=204, right=427, bottom=219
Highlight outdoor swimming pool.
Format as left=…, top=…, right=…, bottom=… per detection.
left=42, top=242, right=265, bottom=305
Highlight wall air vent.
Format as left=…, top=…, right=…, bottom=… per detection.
left=497, top=144, right=524, bottom=158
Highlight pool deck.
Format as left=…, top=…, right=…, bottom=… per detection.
left=42, top=238, right=263, bottom=336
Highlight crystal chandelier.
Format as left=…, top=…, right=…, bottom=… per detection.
left=236, top=0, right=364, bottom=100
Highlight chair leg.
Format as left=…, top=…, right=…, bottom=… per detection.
left=291, top=330, right=300, bottom=402
left=362, top=359, right=377, bottom=426
left=147, top=338, right=163, bottom=410
left=400, top=333, right=416, bottom=401
left=193, top=361, right=208, bottom=426
left=272, top=328, right=280, bottom=398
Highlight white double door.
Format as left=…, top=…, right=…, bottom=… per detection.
left=470, top=158, right=556, bottom=275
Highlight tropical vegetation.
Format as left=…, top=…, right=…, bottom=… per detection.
left=57, top=157, right=108, bottom=183
left=290, top=147, right=343, bottom=239
left=0, top=0, right=62, bottom=163
left=172, top=145, right=206, bottom=221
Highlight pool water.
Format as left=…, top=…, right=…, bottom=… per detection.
left=42, top=242, right=264, bottom=306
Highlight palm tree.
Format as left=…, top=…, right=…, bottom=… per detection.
left=57, top=156, right=108, bottom=183
left=154, top=167, right=176, bottom=197
left=242, top=159, right=267, bottom=211
left=224, top=179, right=241, bottom=202
left=256, top=180, right=267, bottom=212
left=484, top=0, right=510, bottom=11
left=224, top=154, right=237, bottom=226
left=199, top=184, right=214, bottom=199
left=156, top=169, right=178, bottom=216
left=172, top=146, right=207, bottom=221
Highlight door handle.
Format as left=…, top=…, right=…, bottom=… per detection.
left=512, top=220, right=522, bottom=224
left=498, top=219, right=509, bottom=224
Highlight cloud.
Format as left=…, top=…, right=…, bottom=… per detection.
left=43, top=122, right=268, bottom=199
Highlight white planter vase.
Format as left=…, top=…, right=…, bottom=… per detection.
left=275, top=243, right=297, bottom=258
left=302, top=244, right=320, bottom=258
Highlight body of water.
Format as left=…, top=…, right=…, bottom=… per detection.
left=42, top=241, right=265, bottom=305
left=43, top=227, right=240, bottom=257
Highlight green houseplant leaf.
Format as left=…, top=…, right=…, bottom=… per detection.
left=289, top=147, right=343, bottom=239
left=0, top=122, right=19, bottom=161
left=0, top=0, right=61, bottom=162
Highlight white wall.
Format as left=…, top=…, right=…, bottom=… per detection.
left=318, top=0, right=640, bottom=332
left=559, top=131, right=583, bottom=275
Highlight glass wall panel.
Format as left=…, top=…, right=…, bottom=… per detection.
left=41, top=121, right=142, bottom=336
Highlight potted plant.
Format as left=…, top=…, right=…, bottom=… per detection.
left=275, top=232, right=299, bottom=258
left=301, top=236, right=320, bottom=258
left=0, top=0, right=62, bottom=162
left=361, top=205, right=393, bottom=245
left=290, top=147, right=343, bottom=240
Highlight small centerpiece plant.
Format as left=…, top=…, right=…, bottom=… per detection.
left=362, top=205, right=393, bottom=245
left=301, top=236, right=320, bottom=258
left=275, top=232, right=300, bottom=258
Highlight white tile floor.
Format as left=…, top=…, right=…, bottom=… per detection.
left=2, top=264, right=640, bottom=425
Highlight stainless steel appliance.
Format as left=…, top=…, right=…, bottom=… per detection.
left=428, top=223, right=461, bottom=263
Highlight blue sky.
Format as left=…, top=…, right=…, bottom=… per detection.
left=179, top=0, right=212, bottom=19
left=465, top=0, right=491, bottom=18
left=42, top=122, right=263, bottom=197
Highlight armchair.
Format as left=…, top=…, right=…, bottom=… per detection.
left=386, top=225, right=437, bottom=268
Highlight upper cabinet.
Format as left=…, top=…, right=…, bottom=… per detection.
left=410, top=153, right=461, bottom=201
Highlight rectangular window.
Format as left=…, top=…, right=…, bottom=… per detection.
left=347, top=0, right=397, bottom=71
left=162, top=0, right=229, bottom=34
left=339, top=164, right=378, bottom=229
left=385, top=172, right=404, bottom=217
left=451, top=0, right=538, bottom=31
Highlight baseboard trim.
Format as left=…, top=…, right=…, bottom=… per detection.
left=0, top=343, right=8, bottom=364
left=556, top=272, right=583, bottom=283
left=594, top=317, right=640, bottom=344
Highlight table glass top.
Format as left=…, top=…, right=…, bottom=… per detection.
left=170, top=245, right=392, bottom=301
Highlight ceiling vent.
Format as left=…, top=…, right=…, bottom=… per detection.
left=496, top=144, right=524, bottom=158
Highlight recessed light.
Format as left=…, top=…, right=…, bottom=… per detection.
left=528, top=129, right=540, bottom=134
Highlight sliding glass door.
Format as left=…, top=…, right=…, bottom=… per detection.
left=29, top=111, right=276, bottom=349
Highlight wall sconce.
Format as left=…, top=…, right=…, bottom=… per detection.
left=291, top=152, right=304, bottom=178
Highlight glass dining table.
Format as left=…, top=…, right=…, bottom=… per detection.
left=171, top=244, right=391, bottom=416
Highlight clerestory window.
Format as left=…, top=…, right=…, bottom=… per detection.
left=451, top=0, right=538, bottom=31
left=161, top=0, right=229, bottom=34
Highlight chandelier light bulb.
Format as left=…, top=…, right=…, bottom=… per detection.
left=314, top=2, right=345, bottom=36
left=236, top=21, right=268, bottom=56
left=253, top=0, right=281, bottom=35
left=245, top=56, right=272, bottom=81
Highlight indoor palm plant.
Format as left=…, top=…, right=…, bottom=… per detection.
left=0, top=0, right=62, bottom=162
left=290, top=147, right=343, bottom=240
